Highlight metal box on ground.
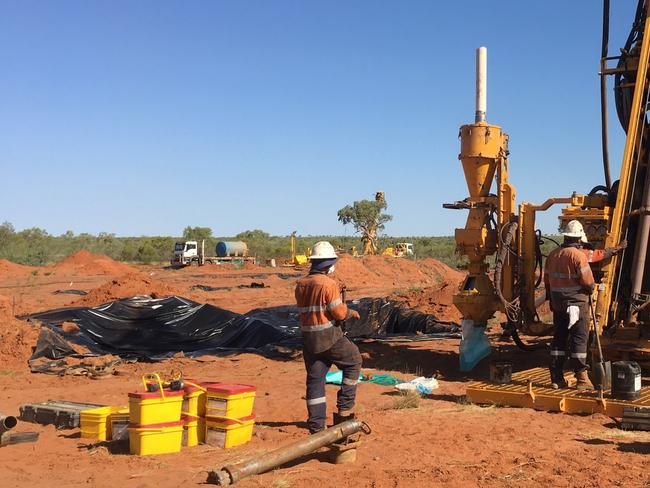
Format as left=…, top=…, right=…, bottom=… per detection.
left=19, top=400, right=104, bottom=429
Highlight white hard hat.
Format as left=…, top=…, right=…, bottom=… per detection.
left=562, top=220, right=588, bottom=243
left=308, top=241, right=338, bottom=260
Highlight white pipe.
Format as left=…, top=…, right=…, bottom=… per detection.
left=475, top=46, right=487, bottom=123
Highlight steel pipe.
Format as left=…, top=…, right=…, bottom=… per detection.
left=475, top=47, right=487, bottom=123
left=206, top=419, right=369, bottom=486
left=0, top=414, right=17, bottom=434
left=630, top=157, right=650, bottom=301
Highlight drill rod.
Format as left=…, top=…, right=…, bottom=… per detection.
left=206, top=419, right=369, bottom=486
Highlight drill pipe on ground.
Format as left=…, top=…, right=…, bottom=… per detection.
left=0, top=413, right=38, bottom=447
left=206, top=419, right=370, bottom=486
left=0, top=414, right=18, bottom=434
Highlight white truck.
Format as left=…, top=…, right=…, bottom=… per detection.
left=171, top=240, right=256, bottom=267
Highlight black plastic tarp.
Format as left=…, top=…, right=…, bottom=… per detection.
left=25, top=296, right=300, bottom=360
left=24, top=295, right=457, bottom=362
left=246, top=297, right=456, bottom=337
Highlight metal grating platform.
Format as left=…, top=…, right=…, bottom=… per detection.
left=466, top=367, right=650, bottom=417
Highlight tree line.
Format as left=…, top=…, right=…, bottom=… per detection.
left=0, top=222, right=469, bottom=267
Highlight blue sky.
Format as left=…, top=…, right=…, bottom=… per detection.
left=0, top=1, right=638, bottom=237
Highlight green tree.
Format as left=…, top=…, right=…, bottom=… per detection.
left=338, top=197, right=392, bottom=254
left=182, top=226, right=213, bottom=242
left=0, top=222, right=15, bottom=249
left=236, top=229, right=270, bottom=241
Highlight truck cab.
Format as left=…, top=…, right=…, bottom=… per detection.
left=172, top=241, right=199, bottom=266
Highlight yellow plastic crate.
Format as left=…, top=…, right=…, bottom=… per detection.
left=109, top=409, right=130, bottom=441
left=205, top=383, right=256, bottom=419
left=182, top=380, right=206, bottom=418
left=128, top=420, right=184, bottom=456
left=182, top=415, right=200, bottom=447
left=205, top=414, right=255, bottom=449
left=128, top=389, right=184, bottom=425
left=80, top=406, right=125, bottom=441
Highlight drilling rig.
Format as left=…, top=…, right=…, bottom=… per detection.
left=446, top=0, right=650, bottom=371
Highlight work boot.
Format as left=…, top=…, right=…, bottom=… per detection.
left=549, top=366, right=568, bottom=389
left=333, top=410, right=355, bottom=426
left=575, top=370, right=594, bottom=391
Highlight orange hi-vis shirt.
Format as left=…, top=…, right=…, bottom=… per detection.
left=295, top=273, right=348, bottom=353
left=581, top=247, right=620, bottom=264
left=544, top=245, right=595, bottom=311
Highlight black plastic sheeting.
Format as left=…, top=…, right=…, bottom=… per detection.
left=24, top=295, right=457, bottom=362
left=246, top=298, right=456, bottom=338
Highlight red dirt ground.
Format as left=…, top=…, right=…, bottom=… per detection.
left=1, top=252, right=650, bottom=487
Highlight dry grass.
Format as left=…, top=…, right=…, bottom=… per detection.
left=392, top=390, right=421, bottom=409
left=580, top=428, right=650, bottom=441
left=271, top=479, right=292, bottom=488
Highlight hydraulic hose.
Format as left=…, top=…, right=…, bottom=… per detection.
left=510, top=327, right=546, bottom=352
left=601, top=0, right=612, bottom=190
left=614, top=0, right=645, bottom=132
left=589, top=184, right=609, bottom=196
left=534, top=230, right=543, bottom=288
left=494, top=222, right=519, bottom=322
left=495, top=223, right=549, bottom=351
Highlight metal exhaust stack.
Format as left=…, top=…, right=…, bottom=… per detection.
left=475, top=46, right=487, bottom=123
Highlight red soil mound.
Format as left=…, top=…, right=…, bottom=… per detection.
left=334, top=254, right=463, bottom=288
left=0, top=259, right=35, bottom=277
left=391, top=278, right=464, bottom=324
left=331, top=255, right=465, bottom=323
left=0, top=294, right=39, bottom=364
left=73, top=272, right=182, bottom=307
left=49, top=250, right=135, bottom=275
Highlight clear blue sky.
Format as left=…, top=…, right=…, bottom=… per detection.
left=0, top=1, right=638, bottom=237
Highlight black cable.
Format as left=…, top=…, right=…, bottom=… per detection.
left=534, top=230, right=543, bottom=288
left=601, top=0, right=612, bottom=190
left=511, top=328, right=548, bottom=352
left=614, top=0, right=646, bottom=132
left=540, top=235, right=562, bottom=248
left=589, top=184, right=610, bottom=196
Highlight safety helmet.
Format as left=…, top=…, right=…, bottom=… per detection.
left=308, top=241, right=338, bottom=260
left=562, top=220, right=588, bottom=243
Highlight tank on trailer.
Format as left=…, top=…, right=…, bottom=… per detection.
left=215, top=241, right=248, bottom=258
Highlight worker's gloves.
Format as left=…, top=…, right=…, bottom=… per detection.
left=347, top=310, right=360, bottom=321
left=567, top=305, right=580, bottom=330
left=615, top=240, right=628, bottom=254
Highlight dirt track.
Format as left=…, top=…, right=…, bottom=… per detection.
left=1, top=252, right=650, bottom=487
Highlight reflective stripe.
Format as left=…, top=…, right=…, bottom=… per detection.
left=571, top=352, right=587, bottom=359
left=298, top=305, right=327, bottom=313
left=342, top=377, right=358, bottom=386
left=549, top=272, right=578, bottom=279
left=578, top=265, right=591, bottom=275
left=587, top=250, right=594, bottom=263
left=301, top=321, right=334, bottom=332
left=297, top=298, right=343, bottom=313
left=552, top=286, right=582, bottom=293
left=327, top=298, right=343, bottom=309
left=306, top=396, right=327, bottom=406
left=550, top=350, right=566, bottom=356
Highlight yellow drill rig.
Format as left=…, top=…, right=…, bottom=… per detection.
left=446, top=0, right=650, bottom=368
